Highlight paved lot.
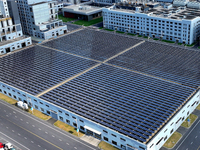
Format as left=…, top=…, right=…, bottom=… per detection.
left=0, top=100, right=97, bottom=150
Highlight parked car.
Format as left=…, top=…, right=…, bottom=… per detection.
left=0, top=142, right=3, bottom=148
left=4, top=143, right=13, bottom=150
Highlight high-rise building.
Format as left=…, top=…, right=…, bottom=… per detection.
left=16, top=0, right=67, bottom=39
left=0, top=0, right=32, bottom=55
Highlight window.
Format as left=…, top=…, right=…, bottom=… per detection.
left=164, top=129, right=167, bottom=133
left=80, top=119, right=84, bottom=123
left=170, top=129, right=174, bottom=134
left=164, top=136, right=167, bottom=141
left=111, top=134, right=116, bottom=137
left=182, top=110, right=185, bottom=113
left=150, top=144, right=154, bottom=148
left=35, top=105, right=38, bottom=109
left=7, top=87, right=10, bottom=90
left=104, top=137, right=108, bottom=141
left=58, top=110, right=62, bottom=113
left=59, top=116, right=63, bottom=120
left=12, top=90, right=15, bottom=92
left=39, top=102, right=43, bottom=105
left=4, top=91, right=7, bottom=94
left=170, top=122, right=174, bottom=126
left=65, top=113, right=69, bottom=116
left=176, top=118, right=181, bottom=124
left=156, top=137, right=163, bottom=145
left=191, top=101, right=196, bottom=107
left=72, top=116, right=76, bottom=119
left=121, top=145, right=126, bottom=149
left=73, top=122, right=77, bottom=127
left=0, top=89, right=2, bottom=92
left=139, top=146, right=145, bottom=150
left=34, top=99, right=37, bottom=102
left=112, top=141, right=117, bottom=145
left=80, top=126, right=84, bottom=130
left=19, top=97, right=22, bottom=101
left=103, top=130, right=108, bottom=133
left=47, top=111, right=50, bottom=115
left=41, top=108, right=44, bottom=112
left=66, top=119, right=70, bottom=124
left=46, top=105, right=49, bottom=107
left=187, top=111, right=189, bottom=115
left=120, top=138, right=126, bottom=141
left=13, top=95, right=17, bottom=99
left=17, top=92, right=20, bottom=94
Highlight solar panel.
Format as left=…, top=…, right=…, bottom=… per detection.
left=0, top=46, right=98, bottom=95
left=108, top=41, right=200, bottom=88
left=40, top=64, right=195, bottom=143
left=42, top=28, right=143, bottom=61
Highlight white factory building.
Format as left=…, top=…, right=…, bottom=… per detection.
left=0, top=0, right=31, bottom=55
left=102, top=2, right=200, bottom=44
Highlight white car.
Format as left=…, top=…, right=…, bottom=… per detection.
left=4, top=143, right=13, bottom=150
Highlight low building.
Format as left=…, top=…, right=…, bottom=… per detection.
left=62, top=4, right=102, bottom=21
left=0, top=0, right=31, bottom=55
left=102, top=2, right=200, bottom=44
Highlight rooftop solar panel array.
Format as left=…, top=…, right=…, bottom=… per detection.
left=40, top=64, right=195, bottom=143
left=0, top=46, right=97, bottom=95
left=108, top=41, right=200, bottom=88
left=42, top=28, right=142, bottom=61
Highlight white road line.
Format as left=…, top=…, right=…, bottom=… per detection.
left=12, top=130, right=14, bottom=132
left=38, top=145, right=41, bottom=147
left=45, top=132, right=48, bottom=134
left=6, top=115, right=9, bottom=117
left=4, top=110, right=6, bottom=112
left=176, top=120, right=200, bottom=150
left=186, top=148, right=188, bottom=150
left=52, top=135, right=55, bottom=137
left=15, top=116, right=17, bottom=118
left=9, top=113, right=11, bottom=115
left=20, top=118, right=23, bottom=121
left=38, top=128, right=41, bottom=130
left=18, top=133, right=20, bottom=136
left=13, top=111, right=16, bottom=114
left=24, top=137, right=27, bottom=139
left=32, top=125, right=35, bottom=127
left=66, top=143, right=69, bottom=145
left=0, top=101, right=97, bottom=150
left=6, top=127, right=8, bottom=129
left=0, top=132, right=29, bottom=150
left=0, top=123, right=3, bottom=125
left=74, top=147, right=77, bottom=149
left=191, top=142, right=193, bottom=144
left=59, top=139, right=62, bottom=141
left=31, top=141, right=34, bottom=143
left=26, top=122, right=29, bottom=124
left=195, top=136, right=198, bottom=138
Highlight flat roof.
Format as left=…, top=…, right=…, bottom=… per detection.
left=40, top=64, right=195, bottom=143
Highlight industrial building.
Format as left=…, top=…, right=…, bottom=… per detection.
left=102, top=2, right=200, bottom=44
left=0, top=0, right=31, bottom=55
left=16, top=0, right=67, bottom=39
left=0, top=28, right=200, bottom=150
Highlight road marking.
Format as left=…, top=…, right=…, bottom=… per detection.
left=52, top=135, right=55, bottom=137
left=0, top=101, right=97, bottom=150
left=0, top=132, right=29, bottom=150
left=15, top=116, right=17, bottom=118
left=191, top=142, right=193, bottom=144
left=6, top=127, right=8, bottom=129
left=74, top=147, right=77, bottom=149
left=13, top=111, right=16, bottom=113
left=59, top=139, right=62, bottom=141
left=38, top=145, right=41, bottom=147
left=38, top=128, right=41, bottom=130
left=45, top=131, right=48, bottom=134
left=176, top=120, right=200, bottom=150
left=12, top=130, right=14, bottom=132
left=186, top=148, right=188, bottom=150
left=24, top=137, right=27, bottom=139
left=66, top=143, right=69, bottom=145
left=196, top=136, right=198, bottom=138
left=4, top=110, right=6, bottom=112
left=20, top=118, right=23, bottom=121
left=6, top=115, right=9, bottom=117
left=9, top=113, right=11, bottom=115
left=1, top=116, right=63, bottom=150
left=18, top=133, right=20, bottom=136
left=0, top=123, right=2, bottom=125
left=26, top=122, right=29, bottom=124
left=32, top=125, right=35, bottom=127
left=31, top=141, right=34, bottom=143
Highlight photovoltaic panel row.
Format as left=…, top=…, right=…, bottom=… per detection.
left=40, top=64, right=195, bottom=143
left=0, top=46, right=97, bottom=95
left=108, top=41, right=200, bottom=88
left=42, top=28, right=143, bottom=61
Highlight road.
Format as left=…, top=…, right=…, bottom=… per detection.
left=0, top=100, right=97, bottom=150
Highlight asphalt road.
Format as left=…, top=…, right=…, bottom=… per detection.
left=0, top=100, right=97, bottom=150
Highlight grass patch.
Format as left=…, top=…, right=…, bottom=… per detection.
left=162, top=40, right=175, bottom=43
left=54, top=120, right=84, bottom=137
left=127, top=33, right=136, bottom=36
left=98, top=141, right=120, bottom=150
left=99, top=27, right=103, bottom=29
left=104, top=29, right=114, bottom=32
left=116, top=31, right=124, bottom=34
left=138, top=35, right=143, bottom=37
left=0, top=93, right=17, bottom=105
left=26, top=109, right=51, bottom=120
left=153, top=38, right=159, bottom=41
left=58, top=15, right=75, bottom=22
left=198, top=46, right=200, bottom=49
left=184, top=43, right=196, bottom=47
left=178, top=43, right=182, bottom=45
left=196, top=104, right=200, bottom=110
left=164, top=132, right=182, bottom=149
left=144, top=36, right=148, bottom=39
left=73, top=17, right=103, bottom=26
left=181, top=114, right=198, bottom=128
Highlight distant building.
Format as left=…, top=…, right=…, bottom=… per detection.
left=102, top=2, right=200, bottom=44
left=16, top=0, right=67, bottom=40
left=0, top=0, right=31, bottom=55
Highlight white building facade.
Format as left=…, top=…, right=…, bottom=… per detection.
left=16, top=0, right=67, bottom=39
left=102, top=5, right=200, bottom=44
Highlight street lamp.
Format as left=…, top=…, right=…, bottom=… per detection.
left=75, top=119, right=79, bottom=137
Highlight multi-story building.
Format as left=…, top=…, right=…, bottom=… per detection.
left=0, top=0, right=31, bottom=55
left=16, top=0, right=67, bottom=40
left=102, top=2, right=200, bottom=44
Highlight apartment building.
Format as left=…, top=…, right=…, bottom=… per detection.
left=16, top=0, right=67, bottom=39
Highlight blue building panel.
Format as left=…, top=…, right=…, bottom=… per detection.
left=108, top=41, right=200, bottom=88
left=0, top=45, right=98, bottom=95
